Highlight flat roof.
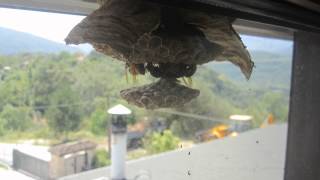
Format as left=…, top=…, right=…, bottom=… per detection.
left=15, top=145, right=51, bottom=162
left=60, top=124, right=287, bottom=180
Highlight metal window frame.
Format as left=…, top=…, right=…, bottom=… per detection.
left=1, top=1, right=320, bottom=179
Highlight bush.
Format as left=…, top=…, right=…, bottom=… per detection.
left=0, top=105, right=31, bottom=132
left=92, top=149, right=111, bottom=168
left=45, top=86, right=83, bottom=137
left=89, top=109, right=108, bottom=136
left=143, top=130, right=180, bottom=154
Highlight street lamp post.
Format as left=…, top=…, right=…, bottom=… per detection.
left=107, top=104, right=131, bottom=180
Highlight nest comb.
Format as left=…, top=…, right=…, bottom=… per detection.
left=65, top=0, right=254, bottom=79
left=65, top=0, right=255, bottom=109
left=120, top=79, right=200, bottom=109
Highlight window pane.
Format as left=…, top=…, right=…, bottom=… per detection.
left=0, top=8, right=292, bottom=180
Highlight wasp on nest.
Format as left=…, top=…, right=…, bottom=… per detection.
left=65, top=0, right=254, bottom=109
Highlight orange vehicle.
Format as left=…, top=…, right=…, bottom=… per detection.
left=196, top=124, right=231, bottom=142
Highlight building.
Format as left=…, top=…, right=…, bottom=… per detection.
left=13, top=140, right=97, bottom=180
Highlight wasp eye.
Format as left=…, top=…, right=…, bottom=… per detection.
left=184, top=64, right=197, bottom=77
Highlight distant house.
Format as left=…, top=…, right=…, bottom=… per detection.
left=13, top=140, right=97, bottom=180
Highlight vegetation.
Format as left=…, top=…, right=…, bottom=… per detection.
left=143, top=130, right=180, bottom=154
left=209, top=50, right=292, bottom=91
left=0, top=52, right=289, bottom=143
left=92, top=149, right=111, bottom=168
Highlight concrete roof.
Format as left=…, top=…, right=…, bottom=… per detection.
left=0, top=144, right=51, bottom=164
left=60, top=124, right=287, bottom=180
left=49, top=140, right=96, bottom=156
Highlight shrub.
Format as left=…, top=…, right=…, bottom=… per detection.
left=92, top=149, right=111, bottom=168
left=143, top=130, right=180, bottom=154
left=89, top=109, right=108, bottom=136
left=0, top=105, right=31, bottom=131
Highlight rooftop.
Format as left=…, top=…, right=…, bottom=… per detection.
left=49, top=140, right=97, bottom=156
left=15, top=145, right=51, bottom=162
left=60, top=124, right=287, bottom=180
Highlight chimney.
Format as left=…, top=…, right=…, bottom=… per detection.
left=108, top=104, right=131, bottom=180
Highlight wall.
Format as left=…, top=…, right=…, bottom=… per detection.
left=13, top=149, right=50, bottom=180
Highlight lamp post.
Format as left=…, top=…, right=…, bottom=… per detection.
left=107, top=104, right=131, bottom=180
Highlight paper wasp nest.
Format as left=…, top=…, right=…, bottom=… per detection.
left=65, top=0, right=254, bottom=109
left=120, top=79, right=200, bottom=109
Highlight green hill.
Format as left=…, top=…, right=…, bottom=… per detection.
left=0, top=52, right=289, bottom=140
left=206, top=49, right=292, bottom=93
left=0, top=27, right=81, bottom=54
left=0, top=27, right=293, bottom=93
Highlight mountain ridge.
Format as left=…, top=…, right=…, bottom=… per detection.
left=0, top=27, right=81, bottom=54
left=0, top=27, right=293, bottom=91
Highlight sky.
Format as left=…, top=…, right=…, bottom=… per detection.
left=0, top=7, right=292, bottom=52
left=0, top=8, right=85, bottom=43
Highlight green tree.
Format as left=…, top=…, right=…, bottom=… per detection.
left=0, top=105, right=31, bottom=131
left=0, top=69, right=30, bottom=110
left=143, top=130, right=180, bottom=154
left=32, top=59, right=74, bottom=114
left=45, top=86, right=82, bottom=138
left=245, top=92, right=289, bottom=127
left=89, top=108, right=108, bottom=136
left=167, top=81, right=235, bottom=138
left=261, top=92, right=289, bottom=122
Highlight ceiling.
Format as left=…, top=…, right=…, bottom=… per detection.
left=1, top=0, right=320, bottom=40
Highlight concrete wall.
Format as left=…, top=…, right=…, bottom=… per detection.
left=50, top=154, right=64, bottom=179
left=50, top=150, right=95, bottom=179
left=13, top=149, right=50, bottom=180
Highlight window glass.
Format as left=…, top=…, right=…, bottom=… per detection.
left=0, top=8, right=292, bottom=180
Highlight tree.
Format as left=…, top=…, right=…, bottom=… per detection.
left=0, top=105, right=31, bottom=131
left=167, top=82, right=235, bottom=138
left=31, top=59, right=74, bottom=114
left=89, top=108, right=108, bottom=136
left=45, top=86, right=82, bottom=138
left=245, top=92, right=289, bottom=127
left=143, top=130, right=180, bottom=154
left=0, top=68, right=30, bottom=110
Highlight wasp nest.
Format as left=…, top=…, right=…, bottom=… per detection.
left=120, top=79, right=199, bottom=109
left=65, top=0, right=254, bottom=109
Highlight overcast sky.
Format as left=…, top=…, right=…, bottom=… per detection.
left=0, top=8, right=85, bottom=43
